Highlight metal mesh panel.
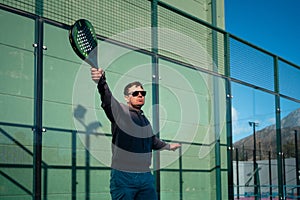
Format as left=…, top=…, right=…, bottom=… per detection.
left=279, top=61, right=300, bottom=100
left=157, top=5, right=225, bottom=75
left=158, top=6, right=211, bottom=68
left=214, top=31, right=226, bottom=75
left=230, top=37, right=274, bottom=91
left=1, top=0, right=36, bottom=14
left=0, top=0, right=151, bottom=47
left=1, top=0, right=226, bottom=76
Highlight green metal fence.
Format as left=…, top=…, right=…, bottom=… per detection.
left=0, top=0, right=299, bottom=199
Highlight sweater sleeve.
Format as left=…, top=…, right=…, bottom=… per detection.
left=97, top=73, right=119, bottom=123
left=152, top=136, right=168, bottom=150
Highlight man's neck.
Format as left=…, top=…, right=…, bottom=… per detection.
left=128, top=104, right=142, bottom=111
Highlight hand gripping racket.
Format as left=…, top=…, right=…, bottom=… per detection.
left=69, top=19, right=98, bottom=68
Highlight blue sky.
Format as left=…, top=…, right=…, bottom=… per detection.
left=224, top=0, right=300, bottom=66
left=224, top=0, right=300, bottom=141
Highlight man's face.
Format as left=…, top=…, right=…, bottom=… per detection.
left=125, top=85, right=146, bottom=110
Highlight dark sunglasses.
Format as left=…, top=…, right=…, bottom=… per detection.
left=130, top=91, right=147, bottom=97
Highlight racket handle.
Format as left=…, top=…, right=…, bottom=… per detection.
left=87, top=48, right=98, bottom=69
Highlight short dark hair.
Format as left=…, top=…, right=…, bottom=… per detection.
left=123, top=81, right=144, bottom=95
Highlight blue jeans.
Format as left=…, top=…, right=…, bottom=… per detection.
left=110, top=169, right=158, bottom=200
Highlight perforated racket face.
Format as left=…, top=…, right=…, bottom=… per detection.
left=69, top=19, right=98, bottom=68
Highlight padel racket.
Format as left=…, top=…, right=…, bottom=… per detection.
left=69, top=19, right=98, bottom=68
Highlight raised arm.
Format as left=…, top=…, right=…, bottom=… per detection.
left=90, top=68, right=119, bottom=123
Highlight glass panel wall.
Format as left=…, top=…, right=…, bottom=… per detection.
left=1, top=1, right=300, bottom=199
left=280, top=98, right=300, bottom=199
left=0, top=9, right=35, bottom=200
left=42, top=21, right=155, bottom=198
left=231, top=82, right=277, bottom=199
left=278, top=59, right=300, bottom=199
left=158, top=59, right=228, bottom=199
left=0, top=9, right=35, bottom=125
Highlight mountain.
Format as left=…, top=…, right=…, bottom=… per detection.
left=233, top=108, right=300, bottom=161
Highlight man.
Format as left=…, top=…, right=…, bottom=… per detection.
left=90, top=67, right=181, bottom=200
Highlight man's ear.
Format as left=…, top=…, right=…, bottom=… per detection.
left=124, top=95, right=130, bottom=103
